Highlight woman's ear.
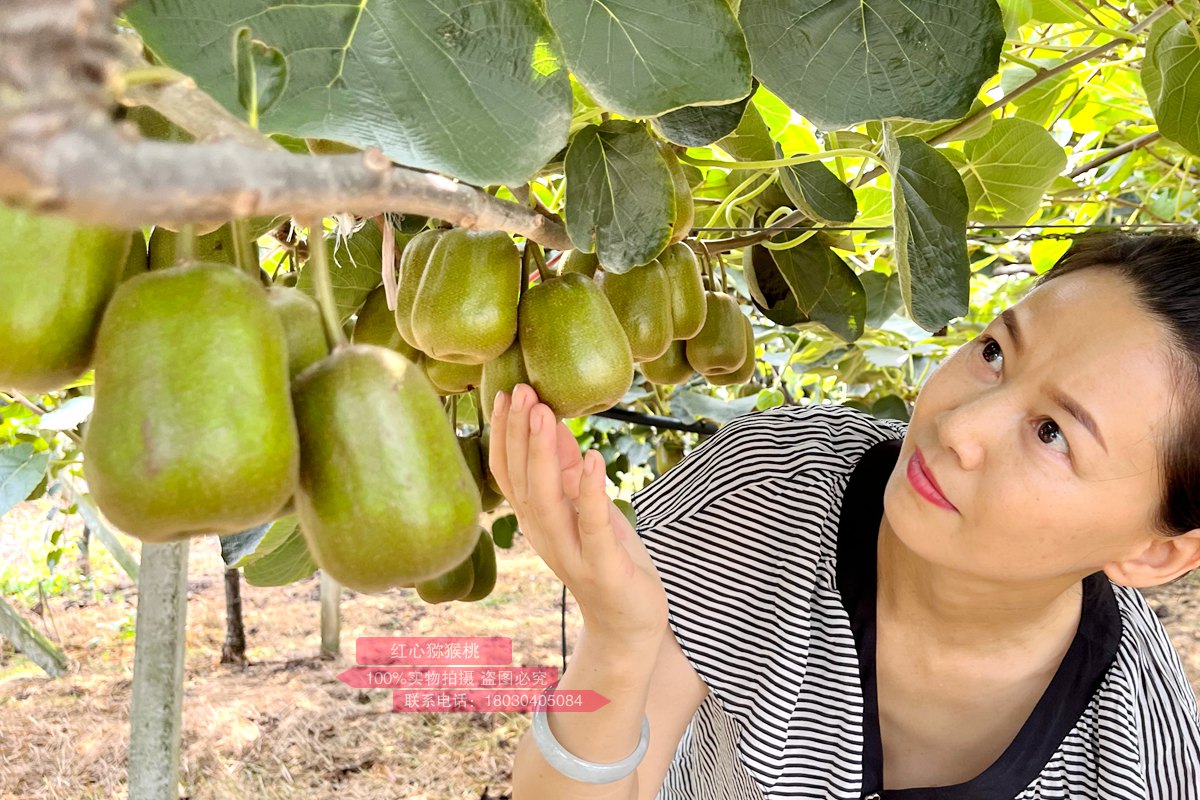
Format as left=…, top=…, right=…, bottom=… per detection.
left=1103, top=528, right=1200, bottom=588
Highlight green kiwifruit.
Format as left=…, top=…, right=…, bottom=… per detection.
left=656, top=141, right=694, bottom=245
left=411, top=229, right=521, bottom=364
left=292, top=345, right=481, bottom=592
left=424, top=357, right=483, bottom=396
left=352, top=285, right=421, bottom=362
left=121, top=230, right=149, bottom=282
left=395, top=229, right=443, bottom=349
left=597, top=260, right=673, bottom=362
left=416, top=552, right=475, bottom=603
left=305, top=138, right=360, bottom=155
left=518, top=274, right=633, bottom=419
left=460, top=529, right=497, bottom=602
left=147, top=224, right=238, bottom=269
left=658, top=243, right=706, bottom=340
left=267, top=286, right=330, bottom=380
left=83, top=264, right=298, bottom=541
left=655, top=438, right=685, bottom=473
left=558, top=249, right=599, bottom=278
left=707, top=311, right=757, bottom=386
left=640, top=340, right=694, bottom=386
left=0, top=206, right=129, bottom=392
left=480, top=340, right=530, bottom=419
left=459, top=433, right=504, bottom=513
left=685, top=293, right=747, bottom=376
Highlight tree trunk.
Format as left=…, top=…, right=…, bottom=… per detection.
left=220, top=567, right=245, bottom=666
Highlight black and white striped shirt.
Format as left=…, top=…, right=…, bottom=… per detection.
left=631, top=403, right=1200, bottom=799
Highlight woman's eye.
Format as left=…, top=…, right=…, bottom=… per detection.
left=976, top=335, right=1071, bottom=457
left=1036, top=419, right=1070, bottom=455
left=979, top=335, right=1003, bottom=370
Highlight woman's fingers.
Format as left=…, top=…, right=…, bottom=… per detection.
left=488, top=389, right=513, bottom=498
left=556, top=420, right=585, bottom=502
left=524, top=403, right=580, bottom=572
left=575, top=449, right=625, bottom=575
left=504, top=383, right=535, bottom=504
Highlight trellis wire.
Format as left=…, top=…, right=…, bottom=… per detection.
left=694, top=222, right=1200, bottom=242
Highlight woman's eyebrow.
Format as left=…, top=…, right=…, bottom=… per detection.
left=1000, top=307, right=1109, bottom=455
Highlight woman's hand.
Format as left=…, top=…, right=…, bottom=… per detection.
left=489, top=383, right=669, bottom=650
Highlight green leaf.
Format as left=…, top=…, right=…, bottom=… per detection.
left=653, top=87, right=755, bottom=147
left=861, top=269, right=904, bottom=327
left=959, top=118, right=1067, bottom=226
left=673, top=390, right=759, bottom=424
left=234, top=27, right=288, bottom=118
left=1140, top=12, right=1177, bottom=105
left=37, top=396, right=94, bottom=431
left=999, top=59, right=1074, bottom=128
left=998, top=0, right=1033, bottom=38
left=297, top=221, right=383, bottom=322
left=0, top=444, right=50, bottom=519
left=543, top=0, right=752, bottom=117
left=744, top=243, right=806, bottom=326
left=1030, top=238, right=1071, bottom=274
left=1029, top=0, right=1080, bottom=23
left=240, top=517, right=319, bottom=587
left=218, top=523, right=272, bottom=567
left=491, top=514, right=518, bottom=548
left=738, top=0, right=1005, bottom=130
left=872, top=394, right=910, bottom=422
left=564, top=120, right=673, bottom=271
left=769, top=235, right=867, bottom=342
left=882, top=130, right=970, bottom=332
left=775, top=143, right=858, bottom=223
left=1150, top=20, right=1200, bottom=157
left=865, top=98, right=994, bottom=143
left=755, top=388, right=785, bottom=410
left=126, top=0, right=572, bottom=186
left=236, top=515, right=299, bottom=566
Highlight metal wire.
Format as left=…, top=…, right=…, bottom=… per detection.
left=692, top=222, right=1200, bottom=243
left=693, top=222, right=1199, bottom=232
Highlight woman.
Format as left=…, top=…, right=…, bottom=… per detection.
left=495, top=232, right=1200, bottom=800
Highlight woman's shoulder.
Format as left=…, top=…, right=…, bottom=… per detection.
left=1089, top=582, right=1200, bottom=782
left=1106, top=583, right=1200, bottom=717
left=632, top=402, right=907, bottom=529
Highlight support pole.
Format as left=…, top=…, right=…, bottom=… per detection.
left=128, top=540, right=189, bottom=800
left=319, top=570, right=340, bottom=659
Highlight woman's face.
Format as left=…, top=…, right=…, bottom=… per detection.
left=882, top=267, right=1197, bottom=588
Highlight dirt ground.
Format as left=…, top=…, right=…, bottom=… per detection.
left=0, top=502, right=1198, bottom=800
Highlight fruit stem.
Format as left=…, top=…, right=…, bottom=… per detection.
left=450, top=395, right=459, bottom=433
left=231, top=218, right=258, bottom=280
left=698, top=247, right=715, bottom=292
left=177, top=224, right=196, bottom=266
left=304, top=217, right=348, bottom=347
left=473, top=386, right=484, bottom=431
left=519, top=239, right=531, bottom=298
left=716, top=253, right=729, bottom=294
left=528, top=240, right=547, bottom=280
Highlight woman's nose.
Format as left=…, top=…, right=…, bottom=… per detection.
left=934, top=393, right=1008, bottom=471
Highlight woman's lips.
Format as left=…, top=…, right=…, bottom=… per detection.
left=908, top=447, right=958, bottom=512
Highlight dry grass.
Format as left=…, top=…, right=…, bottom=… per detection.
left=1, top=501, right=1198, bottom=800
left=0, top=504, right=581, bottom=800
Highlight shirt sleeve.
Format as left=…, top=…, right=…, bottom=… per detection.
left=629, top=404, right=897, bottom=729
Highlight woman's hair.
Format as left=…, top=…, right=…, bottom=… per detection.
left=1030, top=232, right=1200, bottom=579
